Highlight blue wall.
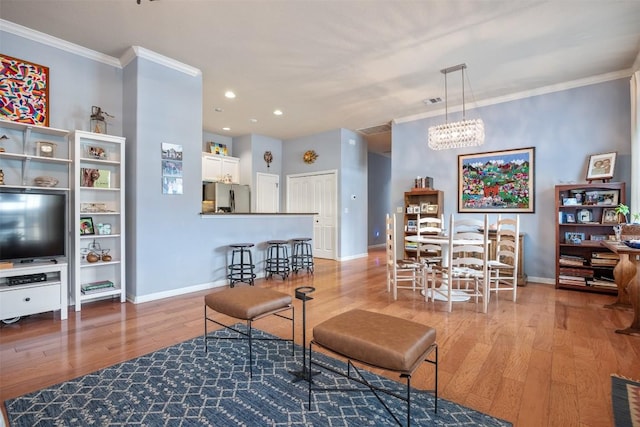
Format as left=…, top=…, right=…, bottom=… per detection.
left=392, top=79, right=632, bottom=281
left=367, top=152, right=391, bottom=247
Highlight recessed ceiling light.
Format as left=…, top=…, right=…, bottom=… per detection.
left=214, top=107, right=223, bottom=112
left=250, top=118, right=258, bottom=123
left=273, top=109, right=283, bottom=116
left=222, top=127, right=231, bottom=131
left=224, top=91, right=236, bottom=99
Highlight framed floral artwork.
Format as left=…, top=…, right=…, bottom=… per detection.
left=0, top=54, right=50, bottom=126
left=458, top=147, right=535, bottom=213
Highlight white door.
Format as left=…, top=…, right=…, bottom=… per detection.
left=287, top=171, right=337, bottom=259
left=256, top=172, right=279, bottom=213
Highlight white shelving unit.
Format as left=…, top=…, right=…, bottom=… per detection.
left=0, top=119, right=71, bottom=190
left=71, top=131, right=126, bottom=311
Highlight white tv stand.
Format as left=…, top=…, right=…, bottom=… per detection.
left=0, top=262, right=68, bottom=321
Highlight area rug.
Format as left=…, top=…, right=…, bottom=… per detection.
left=5, top=326, right=511, bottom=426
left=612, top=374, right=640, bottom=427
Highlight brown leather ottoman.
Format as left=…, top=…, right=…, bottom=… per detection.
left=204, top=286, right=294, bottom=376
left=309, top=309, right=437, bottom=425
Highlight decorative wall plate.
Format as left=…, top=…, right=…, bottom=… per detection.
left=303, top=150, right=318, bottom=164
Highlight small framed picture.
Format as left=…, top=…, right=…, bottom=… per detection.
left=564, top=231, right=585, bottom=244
left=80, top=217, right=95, bottom=235
left=420, top=202, right=429, bottom=213
left=586, top=151, right=616, bottom=181
left=590, top=235, right=607, bottom=241
left=86, top=145, right=107, bottom=159
left=426, top=204, right=439, bottom=214
left=577, top=208, right=593, bottom=223
left=601, top=208, right=618, bottom=224
left=36, top=141, right=56, bottom=158
left=565, top=213, right=576, bottom=223
left=562, top=198, right=578, bottom=206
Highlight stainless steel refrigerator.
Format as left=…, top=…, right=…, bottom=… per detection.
left=203, top=182, right=250, bottom=213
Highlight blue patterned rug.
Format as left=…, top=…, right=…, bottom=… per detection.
left=5, top=326, right=511, bottom=426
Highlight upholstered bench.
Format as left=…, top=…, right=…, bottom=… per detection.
left=204, top=286, right=294, bottom=376
left=309, top=309, right=437, bottom=426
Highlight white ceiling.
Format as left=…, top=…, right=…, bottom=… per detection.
left=2, top=1, right=640, bottom=155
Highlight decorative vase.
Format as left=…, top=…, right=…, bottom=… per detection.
left=86, top=252, right=100, bottom=263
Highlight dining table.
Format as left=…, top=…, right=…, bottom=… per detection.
left=601, top=240, right=640, bottom=335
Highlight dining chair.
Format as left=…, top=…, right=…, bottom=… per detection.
left=386, top=213, right=422, bottom=299
left=416, top=214, right=444, bottom=268
left=487, top=214, right=520, bottom=302
left=430, top=214, right=490, bottom=312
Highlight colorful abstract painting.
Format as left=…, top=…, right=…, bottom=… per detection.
left=458, top=147, right=535, bottom=213
left=0, top=54, right=49, bottom=126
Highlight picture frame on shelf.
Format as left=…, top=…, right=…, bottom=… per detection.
left=426, top=204, right=439, bottom=214
left=0, top=54, right=49, bottom=126
left=577, top=208, right=593, bottom=223
left=458, top=147, right=535, bottom=213
left=420, top=202, right=430, bottom=213
left=80, top=217, right=95, bottom=235
left=601, top=208, right=618, bottom=224
left=586, top=151, right=616, bottom=181
left=36, top=141, right=56, bottom=158
left=590, top=235, right=607, bottom=241
left=86, top=145, right=107, bottom=159
left=565, top=213, right=576, bottom=223
left=564, top=231, right=585, bottom=244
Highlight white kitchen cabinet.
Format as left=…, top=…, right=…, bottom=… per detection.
left=202, top=153, right=239, bottom=183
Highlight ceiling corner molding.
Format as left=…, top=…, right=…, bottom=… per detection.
left=120, top=46, right=201, bottom=77
left=0, top=19, right=121, bottom=68
left=395, top=69, right=633, bottom=125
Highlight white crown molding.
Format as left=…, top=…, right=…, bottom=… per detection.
left=120, top=46, right=201, bottom=77
left=0, top=19, right=121, bottom=68
left=0, top=19, right=201, bottom=76
left=395, top=69, right=633, bottom=124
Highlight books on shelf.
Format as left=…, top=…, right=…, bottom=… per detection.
left=81, top=280, right=114, bottom=294
left=406, top=220, right=417, bottom=232
left=559, top=254, right=586, bottom=267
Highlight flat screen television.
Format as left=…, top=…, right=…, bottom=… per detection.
left=0, top=189, right=67, bottom=263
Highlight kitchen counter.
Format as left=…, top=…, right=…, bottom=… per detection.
left=200, top=212, right=316, bottom=216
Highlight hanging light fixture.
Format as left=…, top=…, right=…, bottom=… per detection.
left=428, top=63, right=484, bottom=150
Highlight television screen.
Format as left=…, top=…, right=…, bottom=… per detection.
left=0, top=190, right=67, bottom=262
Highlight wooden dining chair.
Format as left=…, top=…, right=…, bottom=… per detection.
left=430, top=214, right=490, bottom=312
left=416, top=214, right=444, bottom=268
left=487, top=214, right=520, bottom=302
left=385, top=213, right=422, bottom=299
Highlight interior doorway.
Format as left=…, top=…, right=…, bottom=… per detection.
left=286, top=170, right=337, bottom=260
left=256, top=172, right=279, bottom=213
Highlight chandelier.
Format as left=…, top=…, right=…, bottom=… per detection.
left=428, top=63, right=484, bottom=150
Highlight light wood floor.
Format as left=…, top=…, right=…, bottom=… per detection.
left=1, top=248, right=639, bottom=426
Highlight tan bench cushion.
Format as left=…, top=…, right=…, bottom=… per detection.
left=205, top=287, right=292, bottom=320
left=313, top=309, right=436, bottom=374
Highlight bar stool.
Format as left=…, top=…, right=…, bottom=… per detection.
left=291, top=237, right=314, bottom=274
left=265, top=240, right=290, bottom=280
left=227, top=243, right=256, bottom=287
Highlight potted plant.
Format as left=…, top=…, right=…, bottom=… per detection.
left=616, top=203, right=640, bottom=240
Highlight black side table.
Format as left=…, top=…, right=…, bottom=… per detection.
left=289, top=286, right=320, bottom=382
